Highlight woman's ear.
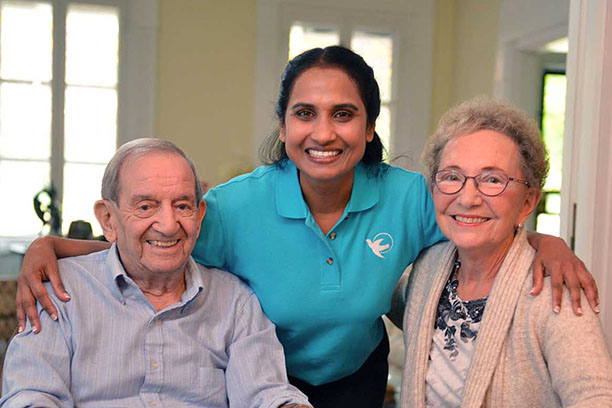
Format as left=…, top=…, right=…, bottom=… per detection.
left=279, top=120, right=286, bottom=143
left=518, top=189, right=542, bottom=226
left=366, top=124, right=375, bottom=143
left=94, top=200, right=117, bottom=242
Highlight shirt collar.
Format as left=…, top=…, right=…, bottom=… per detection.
left=105, top=243, right=204, bottom=305
left=275, top=161, right=379, bottom=219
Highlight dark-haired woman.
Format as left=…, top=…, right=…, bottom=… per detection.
left=17, top=46, right=598, bottom=407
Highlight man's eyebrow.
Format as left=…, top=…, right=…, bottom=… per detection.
left=129, top=194, right=196, bottom=203
left=129, top=194, right=156, bottom=203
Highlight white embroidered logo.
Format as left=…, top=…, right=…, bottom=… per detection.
left=366, top=233, right=394, bottom=259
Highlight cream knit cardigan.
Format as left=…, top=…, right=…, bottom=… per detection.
left=390, top=229, right=612, bottom=407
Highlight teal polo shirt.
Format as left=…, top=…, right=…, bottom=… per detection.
left=192, top=161, right=444, bottom=385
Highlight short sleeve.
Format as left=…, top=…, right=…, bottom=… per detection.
left=419, top=175, right=446, bottom=248
left=192, top=187, right=228, bottom=269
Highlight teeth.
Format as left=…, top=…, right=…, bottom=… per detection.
left=148, top=240, right=178, bottom=248
left=307, top=149, right=340, bottom=158
left=455, top=216, right=488, bottom=224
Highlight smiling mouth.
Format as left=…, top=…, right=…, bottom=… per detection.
left=452, top=215, right=489, bottom=224
left=147, top=239, right=179, bottom=248
left=306, top=149, right=341, bottom=159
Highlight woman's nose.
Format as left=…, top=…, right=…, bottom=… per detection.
left=457, top=177, right=483, bottom=207
left=310, top=118, right=336, bottom=144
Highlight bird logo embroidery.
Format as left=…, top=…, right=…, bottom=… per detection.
left=366, top=233, right=394, bottom=258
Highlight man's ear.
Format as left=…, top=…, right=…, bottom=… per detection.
left=94, top=200, right=118, bottom=242
left=195, top=199, right=206, bottom=237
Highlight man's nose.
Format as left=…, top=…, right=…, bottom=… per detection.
left=153, top=204, right=180, bottom=235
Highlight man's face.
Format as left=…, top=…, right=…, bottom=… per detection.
left=96, top=152, right=205, bottom=278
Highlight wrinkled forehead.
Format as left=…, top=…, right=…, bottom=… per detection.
left=440, top=130, right=522, bottom=174
left=117, top=151, right=197, bottom=202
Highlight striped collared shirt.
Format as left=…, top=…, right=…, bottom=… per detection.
left=1, top=245, right=310, bottom=408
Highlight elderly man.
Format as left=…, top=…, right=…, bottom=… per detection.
left=1, top=139, right=310, bottom=408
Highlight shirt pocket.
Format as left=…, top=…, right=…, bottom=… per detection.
left=196, top=367, right=228, bottom=407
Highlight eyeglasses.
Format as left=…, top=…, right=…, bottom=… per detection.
left=434, top=169, right=530, bottom=197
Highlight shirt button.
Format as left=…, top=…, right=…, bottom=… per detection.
left=330, top=232, right=337, bottom=240
left=149, top=402, right=158, bottom=407
left=327, top=257, right=334, bottom=265
left=151, top=361, right=159, bottom=369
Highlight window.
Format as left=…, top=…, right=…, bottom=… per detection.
left=288, top=23, right=395, bottom=153
left=536, top=71, right=566, bottom=236
left=0, top=0, right=130, bottom=238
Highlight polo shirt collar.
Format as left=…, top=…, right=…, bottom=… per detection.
left=275, top=161, right=379, bottom=219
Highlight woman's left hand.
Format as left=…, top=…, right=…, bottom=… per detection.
left=528, top=232, right=599, bottom=316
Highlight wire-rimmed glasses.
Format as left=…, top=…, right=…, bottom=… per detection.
left=434, top=169, right=530, bottom=197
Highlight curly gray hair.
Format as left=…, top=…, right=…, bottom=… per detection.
left=101, top=138, right=203, bottom=204
left=422, top=97, right=549, bottom=190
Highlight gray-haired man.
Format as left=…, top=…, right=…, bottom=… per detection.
left=1, top=139, right=310, bottom=408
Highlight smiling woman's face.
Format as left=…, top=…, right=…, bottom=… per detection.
left=279, top=67, right=374, bottom=189
left=433, top=129, right=540, bottom=255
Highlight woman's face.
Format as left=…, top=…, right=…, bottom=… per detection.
left=279, top=67, right=374, bottom=188
left=432, top=130, right=540, bottom=255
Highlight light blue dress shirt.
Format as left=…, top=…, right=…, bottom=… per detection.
left=1, top=245, right=310, bottom=408
left=193, top=161, right=445, bottom=385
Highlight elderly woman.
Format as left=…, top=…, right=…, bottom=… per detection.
left=391, top=98, right=612, bottom=407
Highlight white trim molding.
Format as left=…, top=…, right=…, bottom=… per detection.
left=562, top=0, right=612, bottom=350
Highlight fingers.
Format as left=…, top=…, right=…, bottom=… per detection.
left=15, top=277, right=43, bottom=334
left=576, top=259, right=600, bottom=314
left=30, top=277, right=58, bottom=323
left=531, top=261, right=544, bottom=296
left=550, top=268, right=564, bottom=315
left=47, top=261, right=70, bottom=302
left=15, top=287, right=27, bottom=333
left=563, top=266, right=583, bottom=316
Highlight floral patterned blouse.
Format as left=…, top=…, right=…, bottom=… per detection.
left=425, top=262, right=488, bottom=407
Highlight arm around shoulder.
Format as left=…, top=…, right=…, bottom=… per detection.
left=539, top=290, right=612, bottom=406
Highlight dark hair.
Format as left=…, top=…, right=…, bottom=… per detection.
left=259, top=46, right=385, bottom=169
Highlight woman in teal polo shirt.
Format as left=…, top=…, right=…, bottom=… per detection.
left=17, top=46, right=598, bottom=407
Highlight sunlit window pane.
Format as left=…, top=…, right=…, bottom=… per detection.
left=289, top=24, right=339, bottom=60
left=64, top=86, right=117, bottom=163
left=536, top=73, right=566, bottom=237
left=536, top=213, right=560, bottom=236
left=0, top=1, right=52, bottom=82
left=62, top=162, right=105, bottom=235
left=377, top=105, right=391, bottom=153
left=545, top=192, right=561, bottom=214
left=0, top=82, right=51, bottom=160
left=66, top=5, right=119, bottom=87
left=542, top=74, right=566, bottom=192
left=351, top=31, right=393, bottom=102
left=0, top=160, right=50, bottom=236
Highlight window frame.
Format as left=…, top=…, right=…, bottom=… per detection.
left=254, top=0, right=436, bottom=171
left=0, top=0, right=158, bottom=238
